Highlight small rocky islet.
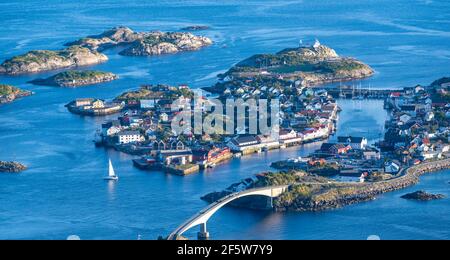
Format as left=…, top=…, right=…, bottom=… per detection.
left=0, top=26, right=212, bottom=75
left=205, top=40, right=374, bottom=93
left=65, top=26, right=213, bottom=56
left=29, top=70, right=118, bottom=87
left=0, top=161, right=27, bottom=173
left=0, top=84, right=32, bottom=104
left=0, top=46, right=108, bottom=75
left=180, top=25, right=210, bottom=31
left=401, top=190, right=445, bottom=201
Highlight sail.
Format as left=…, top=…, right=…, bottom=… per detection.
left=109, top=159, right=116, bottom=177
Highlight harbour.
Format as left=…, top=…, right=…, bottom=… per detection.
left=0, top=0, right=449, bottom=240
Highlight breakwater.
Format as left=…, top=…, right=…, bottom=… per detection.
left=275, top=159, right=450, bottom=212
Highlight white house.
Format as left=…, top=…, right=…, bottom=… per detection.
left=385, top=161, right=401, bottom=174
left=425, top=112, right=434, bottom=122
left=363, top=147, right=381, bottom=160
left=279, top=129, right=297, bottom=140
left=256, top=135, right=280, bottom=149
left=118, top=131, right=144, bottom=144
left=106, top=126, right=121, bottom=136
left=227, top=135, right=261, bottom=152
left=159, top=113, right=169, bottom=122
left=421, top=151, right=441, bottom=160
left=337, top=136, right=368, bottom=150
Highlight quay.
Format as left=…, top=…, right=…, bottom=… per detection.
left=323, top=86, right=401, bottom=99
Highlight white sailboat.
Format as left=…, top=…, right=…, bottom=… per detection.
left=104, top=159, right=118, bottom=181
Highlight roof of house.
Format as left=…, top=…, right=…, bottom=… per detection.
left=76, top=98, right=94, bottom=102
left=400, top=105, right=417, bottom=111
left=118, top=131, right=141, bottom=136
left=320, top=143, right=347, bottom=152
left=231, top=135, right=258, bottom=145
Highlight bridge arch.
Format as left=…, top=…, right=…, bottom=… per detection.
left=167, top=185, right=288, bottom=240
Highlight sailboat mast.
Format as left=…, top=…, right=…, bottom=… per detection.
left=109, top=159, right=115, bottom=177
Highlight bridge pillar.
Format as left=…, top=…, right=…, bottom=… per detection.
left=197, top=223, right=210, bottom=240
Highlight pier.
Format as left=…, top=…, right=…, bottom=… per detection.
left=323, top=86, right=400, bottom=99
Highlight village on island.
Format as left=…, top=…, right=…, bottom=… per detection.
left=60, top=40, right=450, bottom=183
left=75, top=73, right=450, bottom=183
left=1, top=29, right=449, bottom=208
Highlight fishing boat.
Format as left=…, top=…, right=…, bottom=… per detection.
left=104, top=159, right=118, bottom=181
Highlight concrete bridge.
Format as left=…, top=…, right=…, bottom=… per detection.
left=167, top=185, right=289, bottom=240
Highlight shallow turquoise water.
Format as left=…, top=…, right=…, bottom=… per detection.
left=0, top=0, right=449, bottom=239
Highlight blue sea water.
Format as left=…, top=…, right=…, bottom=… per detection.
left=0, top=0, right=449, bottom=239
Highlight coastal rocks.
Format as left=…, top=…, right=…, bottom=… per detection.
left=119, top=32, right=212, bottom=56
left=181, top=25, right=210, bottom=31
left=202, top=159, right=450, bottom=213
left=0, top=84, right=32, bottom=104
left=29, top=70, right=118, bottom=87
left=0, top=161, right=27, bottom=173
left=0, top=46, right=108, bottom=75
left=211, top=41, right=374, bottom=92
left=65, top=27, right=213, bottom=55
left=1, top=27, right=212, bottom=75
left=401, top=191, right=445, bottom=201
left=64, top=26, right=142, bottom=51
left=276, top=44, right=339, bottom=62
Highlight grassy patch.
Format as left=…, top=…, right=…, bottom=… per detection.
left=0, top=84, right=20, bottom=96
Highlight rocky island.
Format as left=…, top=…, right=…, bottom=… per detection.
left=401, top=190, right=445, bottom=201
left=65, top=26, right=213, bottom=55
left=29, top=70, right=118, bottom=87
left=0, top=161, right=27, bottom=173
left=202, top=159, right=450, bottom=212
left=0, top=84, right=32, bottom=104
left=205, top=40, right=373, bottom=93
left=0, top=27, right=211, bottom=75
left=0, top=46, right=108, bottom=75
left=64, top=26, right=142, bottom=51
left=118, top=31, right=212, bottom=56
left=180, top=25, right=210, bottom=31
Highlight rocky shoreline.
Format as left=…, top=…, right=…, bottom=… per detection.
left=29, top=70, right=118, bottom=87
left=276, top=159, right=450, bottom=212
left=0, top=46, right=107, bottom=75
left=118, top=31, right=212, bottom=56
left=0, top=84, right=33, bottom=104
left=207, top=41, right=374, bottom=94
left=203, top=159, right=450, bottom=212
left=401, top=190, right=445, bottom=201
left=0, top=161, right=27, bottom=173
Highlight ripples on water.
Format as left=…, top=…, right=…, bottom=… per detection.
left=0, top=0, right=449, bottom=239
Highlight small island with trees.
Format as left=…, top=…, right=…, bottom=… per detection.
left=29, top=70, right=118, bottom=88
left=0, top=84, right=32, bottom=104
left=205, top=40, right=374, bottom=94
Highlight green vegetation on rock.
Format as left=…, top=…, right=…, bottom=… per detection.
left=213, top=43, right=374, bottom=90
left=53, top=70, right=113, bottom=81
left=0, top=84, right=21, bottom=96
left=115, top=85, right=194, bottom=101
left=29, top=70, right=118, bottom=87
left=0, top=84, right=31, bottom=104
